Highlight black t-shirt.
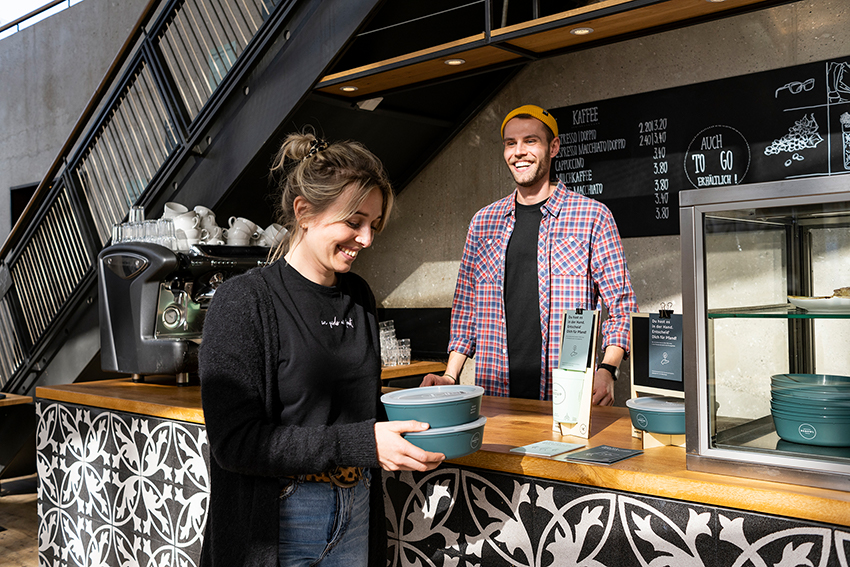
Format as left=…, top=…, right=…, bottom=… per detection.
left=269, top=261, right=381, bottom=427
left=504, top=198, right=546, bottom=399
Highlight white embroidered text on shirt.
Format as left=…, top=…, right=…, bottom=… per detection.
left=321, top=317, right=354, bottom=328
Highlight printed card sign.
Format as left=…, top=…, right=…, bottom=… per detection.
left=559, top=310, right=595, bottom=371
left=648, top=313, right=683, bottom=382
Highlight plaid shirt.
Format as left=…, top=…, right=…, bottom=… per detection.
left=448, top=181, right=638, bottom=400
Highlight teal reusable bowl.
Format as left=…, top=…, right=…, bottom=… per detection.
left=771, top=390, right=850, bottom=405
left=381, top=385, right=484, bottom=428
left=770, top=399, right=850, bottom=416
left=403, top=416, right=487, bottom=459
left=771, top=373, right=850, bottom=388
left=770, top=407, right=850, bottom=423
left=770, top=385, right=850, bottom=399
left=625, top=396, right=685, bottom=435
left=771, top=413, right=850, bottom=447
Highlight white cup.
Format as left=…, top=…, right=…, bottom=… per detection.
left=224, top=228, right=251, bottom=246
left=173, top=211, right=200, bottom=232
left=229, top=216, right=258, bottom=235
left=203, top=226, right=223, bottom=242
left=195, top=206, right=218, bottom=228
left=177, top=228, right=200, bottom=240
left=194, top=205, right=214, bottom=218
left=265, top=224, right=288, bottom=246
left=163, top=202, right=189, bottom=219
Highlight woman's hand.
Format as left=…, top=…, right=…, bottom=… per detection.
left=375, top=421, right=445, bottom=472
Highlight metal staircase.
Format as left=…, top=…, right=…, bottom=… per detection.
left=0, top=0, right=384, bottom=398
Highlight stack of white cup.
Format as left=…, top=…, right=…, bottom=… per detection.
left=161, top=202, right=288, bottom=250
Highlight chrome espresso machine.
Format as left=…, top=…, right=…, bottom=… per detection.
left=98, top=243, right=269, bottom=384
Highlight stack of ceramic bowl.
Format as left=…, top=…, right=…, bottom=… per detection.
left=770, top=374, right=850, bottom=447
left=381, top=385, right=486, bottom=459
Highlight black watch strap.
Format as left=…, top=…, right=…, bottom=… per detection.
left=597, top=362, right=619, bottom=380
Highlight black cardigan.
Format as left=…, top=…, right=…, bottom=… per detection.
left=199, top=264, right=387, bottom=566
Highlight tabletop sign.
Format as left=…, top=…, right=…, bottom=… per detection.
left=558, top=309, right=595, bottom=371
left=648, top=313, right=683, bottom=383
left=554, top=310, right=599, bottom=439
left=549, top=55, right=850, bottom=238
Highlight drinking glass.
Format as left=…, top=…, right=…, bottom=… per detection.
left=129, top=205, right=145, bottom=223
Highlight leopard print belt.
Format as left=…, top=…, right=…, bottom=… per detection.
left=287, top=466, right=363, bottom=488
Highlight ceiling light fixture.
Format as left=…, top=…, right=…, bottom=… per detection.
left=570, top=27, right=594, bottom=36
left=444, top=58, right=466, bottom=66
left=340, top=85, right=358, bottom=92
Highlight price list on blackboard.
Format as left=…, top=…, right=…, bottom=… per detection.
left=550, top=104, right=687, bottom=237
left=548, top=54, right=850, bottom=238
left=641, top=118, right=670, bottom=223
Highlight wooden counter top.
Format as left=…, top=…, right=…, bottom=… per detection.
left=381, top=360, right=445, bottom=380
left=37, top=375, right=205, bottom=423
left=36, top=379, right=850, bottom=527
left=0, top=393, right=33, bottom=407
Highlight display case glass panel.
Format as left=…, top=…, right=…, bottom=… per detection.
left=681, top=177, right=850, bottom=491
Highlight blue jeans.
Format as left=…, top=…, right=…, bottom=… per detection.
left=278, top=470, right=371, bottom=566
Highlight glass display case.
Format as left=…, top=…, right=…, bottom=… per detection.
left=681, top=176, right=850, bottom=491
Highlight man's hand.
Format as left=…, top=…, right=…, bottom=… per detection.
left=420, top=373, right=456, bottom=387
left=375, top=421, right=445, bottom=471
left=592, top=368, right=615, bottom=406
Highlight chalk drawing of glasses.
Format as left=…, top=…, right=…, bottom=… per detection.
left=775, top=78, right=815, bottom=98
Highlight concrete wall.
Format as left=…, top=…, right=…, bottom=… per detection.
left=0, top=0, right=149, bottom=242
left=356, top=0, right=850, bottom=399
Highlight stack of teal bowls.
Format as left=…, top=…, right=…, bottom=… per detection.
left=381, top=385, right=486, bottom=459
left=770, top=374, right=850, bottom=447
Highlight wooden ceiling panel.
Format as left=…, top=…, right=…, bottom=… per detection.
left=499, top=0, right=781, bottom=53
left=317, top=44, right=521, bottom=98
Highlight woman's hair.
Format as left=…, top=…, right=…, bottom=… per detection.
left=269, top=130, right=394, bottom=260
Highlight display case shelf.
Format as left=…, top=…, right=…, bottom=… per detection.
left=708, top=305, right=850, bottom=319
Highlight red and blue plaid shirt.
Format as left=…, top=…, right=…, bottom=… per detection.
left=448, top=181, right=638, bottom=400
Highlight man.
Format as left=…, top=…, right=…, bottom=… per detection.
left=423, top=105, right=638, bottom=404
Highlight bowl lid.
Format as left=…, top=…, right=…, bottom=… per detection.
left=382, top=385, right=484, bottom=405
left=404, top=416, right=488, bottom=436
left=625, top=396, right=685, bottom=413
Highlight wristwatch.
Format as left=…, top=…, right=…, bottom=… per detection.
left=597, top=363, right=619, bottom=381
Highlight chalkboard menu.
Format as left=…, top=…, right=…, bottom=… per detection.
left=549, top=55, right=850, bottom=237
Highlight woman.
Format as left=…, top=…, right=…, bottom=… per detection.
left=199, top=132, right=445, bottom=567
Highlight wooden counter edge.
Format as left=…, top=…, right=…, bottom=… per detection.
left=448, top=449, right=850, bottom=527
left=36, top=384, right=205, bottom=425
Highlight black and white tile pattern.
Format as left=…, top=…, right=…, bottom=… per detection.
left=383, top=467, right=850, bottom=567
left=36, top=401, right=209, bottom=567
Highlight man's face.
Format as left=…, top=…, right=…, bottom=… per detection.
left=502, top=117, right=559, bottom=188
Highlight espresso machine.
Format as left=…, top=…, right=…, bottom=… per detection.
left=98, top=243, right=269, bottom=384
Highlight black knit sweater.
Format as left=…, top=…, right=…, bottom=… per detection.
left=199, top=262, right=386, bottom=566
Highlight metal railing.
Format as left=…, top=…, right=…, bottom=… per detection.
left=0, top=0, right=286, bottom=391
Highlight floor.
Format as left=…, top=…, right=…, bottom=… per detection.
left=0, top=474, right=38, bottom=567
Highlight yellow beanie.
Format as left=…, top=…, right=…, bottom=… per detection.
left=500, top=105, right=558, bottom=138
